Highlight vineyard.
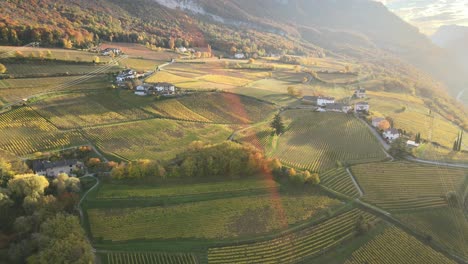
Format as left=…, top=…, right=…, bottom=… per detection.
left=344, top=226, right=456, bottom=264
left=0, top=107, right=86, bottom=156
left=4, top=62, right=119, bottom=77
left=87, top=193, right=340, bottom=241
left=269, top=111, right=387, bottom=172
left=207, top=209, right=377, bottom=264
left=96, top=178, right=278, bottom=199
left=395, top=207, right=468, bottom=259
left=102, top=252, right=198, bottom=264
left=32, top=92, right=152, bottom=129
left=320, top=168, right=361, bottom=198
left=351, top=162, right=467, bottom=211
left=83, top=119, right=235, bottom=161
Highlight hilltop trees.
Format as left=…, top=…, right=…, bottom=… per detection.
left=271, top=114, right=285, bottom=135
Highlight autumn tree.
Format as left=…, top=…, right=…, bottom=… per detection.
left=271, top=114, right=285, bottom=135
left=0, top=63, right=6, bottom=74
left=93, top=56, right=100, bottom=64
left=378, top=120, right=391, bottom=131
left=62, top=38, right=73, bottom=49
left=7, top=174, right=49, bottom=202
left=169, top=37, right=175, bottom=50
left=52, top=174, right=81, bottom=195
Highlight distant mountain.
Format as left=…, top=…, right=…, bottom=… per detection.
left=432, top=25, right=468, bottom=72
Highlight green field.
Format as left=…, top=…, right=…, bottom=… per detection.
left=320, top=168, right=361, bottom=198
left=96, top=178, right=278, bottom=200
left=0, top=107, right=86, bottom=156
left=238, top=111, right=387, bottom=172
left=344, top=226, right=456, bottom=264
left=83, top=119, right=236, bottom=161
left=3, top=62, right=119, bottom=77
left=88, top=193, right=341, bottom=241
left=208, top=208, right=377, bottom=264
left=352, top=162, right=467, bottom=211
left=395, top=207, right=468, bottom=259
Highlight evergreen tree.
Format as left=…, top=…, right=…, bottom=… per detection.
left=270, top=114, right=285, bottom=135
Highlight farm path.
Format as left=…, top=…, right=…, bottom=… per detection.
left=346, top=168, right=364, bottom=197
left=77, top=175, right=100, bottom=255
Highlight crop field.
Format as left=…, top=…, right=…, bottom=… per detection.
left=265, top=111, right=387, bottom=172
left=0, top=76, right=110, bottom=102
left=351, top=162, right=467, bottom=211
left=100, top=43, right=176, bottom=61
left=344, top=226, right=456, bottom=264
left=119, top=58, right=161, bottom=72
left=83, top=119, right=235, bottom=161
left=414, top=144, right=468, bottom=163
left=395, top=207, right=468, bottom=259
left=208, top=209, right=377, bottom=264
left=316, top=72, right=359, bottom=84
left=200, top=74, right=251, bottom=86
left=0, top=46, right=113, bottom=63
left=146, top=71, right=194, bottom=84
left=3, top=62, right=119, bottom=77
left=230, top=87, right=297, bottom=106
left=102, top=252, right=198, bottom=264
left=31, top=92, right=153, bottom=129
left=320, top=168, right=360, bottom=198
left=0, top=107, right=86, bottom=156
left=96, top=178, right=278, bottom=199
left=87, top=193, right=341, bottom=240
left=120, top=92, right=276, bottom=124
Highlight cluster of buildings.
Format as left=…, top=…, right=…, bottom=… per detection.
left=371, top=117, right=401, bottom=142
left=32, top=159, right=84, bottom=178
left=101, top=47, right=123, bottom=56
left=134, top=83, right=176, bottom=96
left=302, top=89, right=370, bottom=114
left=116, top=69, right=149, bottom=83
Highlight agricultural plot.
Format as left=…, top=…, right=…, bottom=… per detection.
left=208, top=209, right=377, bottom=264
left=96, top=178, right=278, bottom=199
left=414, top=144, right=468, bottom=163
left=87, top=193, right=341, bottom=241
left=0, top=46, right=113, bottom=63
left=83, top=119, right=235, bottom=161
left=351, top=162, right=467, bottom=211
left=119, top=58, right=161, bottom=72
left=0, top=107, right=86, bottom=156
left=395, top=207, right=468, bottom=259
left=120, top=92, right=276, bottom=124
left=316, top=72, right=359, bottom=84
left=200, top=74, right=251, bottom=86
left=4, top=62, right=119, bottom=77
left=103, top=252, right=198, bottom=264
left=267, top=111, right=387, bottom=172
left=320, top=168, right=361, bottom=198
left=31, top=92, right=152, bottom=129
left=344, top=226, right=456, bottom=264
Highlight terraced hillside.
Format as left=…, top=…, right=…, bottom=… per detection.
left=345, top=226, right=456, bottom=264
left=268, top=111, right=387, bottom=172
left=102, top=252, right=198, bottom=264
left=320, top=168, right=361, bottom=198
left=352, top=162, right=467, bottom=211
left=208, top=209, right=377, bottom=264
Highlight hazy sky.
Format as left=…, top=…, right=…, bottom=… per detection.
left=376, top=0, right=468, bottom=35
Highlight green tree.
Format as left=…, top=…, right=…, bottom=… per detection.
left=7, top=174, right=49, bottom=201
left=0, top=63, right=6, bottom=74
left=52, top=174, right=81, bottom=195
left=389, top=138, right=410, bottom=159
left=305, top=172, right=320, bottom=185
left=270, top=114, right=285, bottom=135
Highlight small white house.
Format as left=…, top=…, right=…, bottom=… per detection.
left=383, top=128, right=400, bottom=142
left=177, top=47, right=188, bottom=53
left=406, top=140, right=420, bottom=148
left=134, top=91, right=147, bottom=96
left=354, top=88, right=367, bottom=98
left=325, top=103, right=352, bottom=113
left=372, top=117, right=386, bottom=128
left=355, top=102, right=370, bottom=113
left=303, top=96, right=335, bottom=106
left=234, top=53, right=245, bottom=59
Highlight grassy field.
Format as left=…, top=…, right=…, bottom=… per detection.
left=238, top=111, right=387, bottom=172
left=83, top=119, right=236, bottom=161
left=351, top=162, right=467, bottom=211
left=0, top=46, right=112, bottom=63
left=119, top=92, right=276, bottom=124
left=95, top=178, right=279, bottom=200
left=3, top=62, right=119, bottom=77
left=0, top=107, right=86, bottom=156
left=344, top=226, right=456, bottom=264
left=101, top=252, right=198, bottom=264
left=88, top=193, right=341, bottom=241
left=414, top=144, right=468, bottom=163
left=31, top=92, right=153, bottom=129
left=208, top=208, right=377, bottom=264
left=395, top=207, right=468, bottom=259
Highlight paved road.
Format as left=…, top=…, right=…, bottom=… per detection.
left=406, top=156, right=468, bottom=169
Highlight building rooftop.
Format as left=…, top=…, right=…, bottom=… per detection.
left=32, top=159, right=80, bottom=172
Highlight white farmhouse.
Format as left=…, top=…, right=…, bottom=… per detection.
left=134, top=85, right=147, bottom=96
left=234, top=53, right=245, bottom=59
left=354, top=88, right=367, bottom=98
left=302, top=96, right=335, bottom=106
left=355, top=102, right=370, bottom=113
left=325, top=103, right=352, bottom=113
left=32, top=159, right=84, bottom=178
left=383, top=128, right=400, bottom=142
